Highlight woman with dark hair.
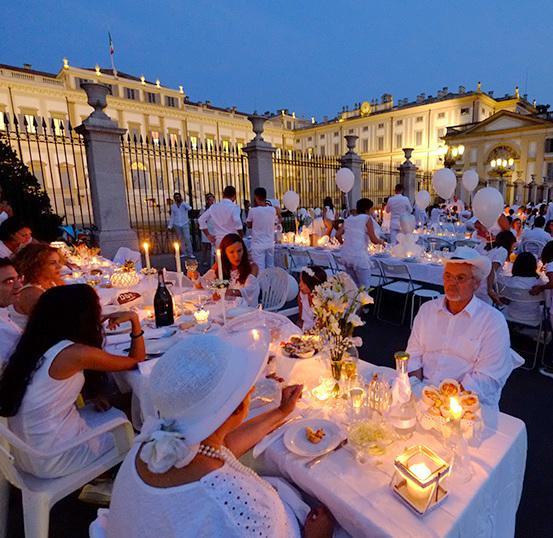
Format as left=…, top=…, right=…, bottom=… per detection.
left=298, top=265, right=328, bottom=330
left=188, top=233, right=260, bottom=306
left=10, top=243, right=65, bottom=325
left=336, top=198, right=385, bottom=287
left=545, top=219, right=553, bottom=237
left=511, top=217, right=523, bottom=241
left=322, top=197, right=335, bottom=235
left=479, top=230, right=517, bottom=305
left=499, top=252, right=542, bottom=323
left=0, top=217, right=32, bottom=258
left=0, top=284, right=145, bottom=478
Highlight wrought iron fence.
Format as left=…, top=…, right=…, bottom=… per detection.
left=416, top=171, right=434, bottom=197
left=120, top=135, right=248, bottom=253
left=0, top=112, right=93, bottom=229
left=361, top=162, right=401, bottom=204
left=273, top=150, right=342, bottom=209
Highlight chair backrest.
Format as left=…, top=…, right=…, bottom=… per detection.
left=378, top=260, right=413, bottom=282
left=113, top=247, right=143, bottom=271
left=521, top=240, right=545, bottom=258
left=500, top=284, right=544, bottom=324
left=454, top=239, right=477, bottom=249
left=307, top=249, right=338, bottom=273
left=0, top=419, right=30, bottom=490
left=287, top=249, right=311, bottom=271
left=274, top=247, right=289, bottom=270
left=259, top=267, right=290, bottom=312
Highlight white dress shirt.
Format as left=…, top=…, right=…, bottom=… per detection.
left=0, top=241, right=13, bottom=258
left=406, top=296, right=521, bottom=406
left=197, top=199, right=243, bottom=247
left=168, top=202, right=191, bottom=227
left=246, top=206, right=277, bottom=249
left=430, top=207, right=443, bottom=224
left=0, top=307, right=22, bottom=370
left=385, top=194, right=412, bottom=230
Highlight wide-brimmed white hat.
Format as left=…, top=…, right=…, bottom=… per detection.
left=445, top=246, right=491, bottom=281
left=138, top=331, right=269, bottom=473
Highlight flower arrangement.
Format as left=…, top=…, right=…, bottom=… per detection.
left=311, top=272, right=373, bottom=368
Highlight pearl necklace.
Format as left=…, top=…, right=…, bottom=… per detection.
left=198, top=444, right=273, bottom=492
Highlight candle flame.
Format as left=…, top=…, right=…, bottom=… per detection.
left=409, top=462, right=432, bottom=481
left=251, top=329, right=260, bottom=341
left=174, top=242, right=180, bottom=250
left=143, top=242, right=149, bottom=250
left=449, top=396, right=463, bottom=419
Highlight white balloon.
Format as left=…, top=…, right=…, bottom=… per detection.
left=415, top=190, right=431, bottom=210
left=473, top=187, right=504, bottom=229
left=432, top=168, right=457, bottom=200
left=335, top=168, right=355, bottom=193
left=282, top=190, right=300, bottom=212
left=286, top=274, right=299, bottom=302
left=399, top=214, right=416, bottom=234
left=461, top=169, right=479, bottom=192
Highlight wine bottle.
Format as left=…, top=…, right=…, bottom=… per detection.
left=154, top=269, right=174, bottom=327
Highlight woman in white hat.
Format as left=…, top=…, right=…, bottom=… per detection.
left=106, top=333, right=334, bottom=537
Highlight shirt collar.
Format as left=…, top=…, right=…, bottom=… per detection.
left=439, top=295, right=480, bottom=318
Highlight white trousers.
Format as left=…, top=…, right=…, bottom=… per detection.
left=250, top=246, right=275, bottom=271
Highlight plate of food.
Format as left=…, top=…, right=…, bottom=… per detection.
left=283, top=418, right=343, bottom=458
left=418, top=378, right=482, bottom=433
left=280, top=335, right=319, bottom=359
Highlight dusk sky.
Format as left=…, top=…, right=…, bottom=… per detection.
left=3, top=0, right=552, bottom=119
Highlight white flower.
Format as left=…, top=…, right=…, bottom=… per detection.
left=348, top=314, right=364, bottom=327
left=301, top=266, right=315, bottom=277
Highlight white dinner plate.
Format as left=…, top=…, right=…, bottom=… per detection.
left=283, top=418, right=343, bottom=458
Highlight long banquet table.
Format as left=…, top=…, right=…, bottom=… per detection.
left=108, top=307, right=526, bottom=538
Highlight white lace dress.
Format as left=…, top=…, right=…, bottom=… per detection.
left=107, top=443, right=301, bottom=538
left=340, top=214, right=371, bottom=268
left=202, top=268, right=260, bottom=307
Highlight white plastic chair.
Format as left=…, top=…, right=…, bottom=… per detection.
left=500, top=284, right=547, bottom=370
left=521, top=240, right=546, bottom=258
left=376, top=261, right=422, bottom=325
left=410, top=290, right=442, bottom=328
left=113, top=247, right=143, bottom=271
left=286, top=248, right=311, bottom=275
left=0, top=408, right=134, bottom=538
left=307, top=249, right=340, bottom=274
left=259, top=267, right=290, bottom=312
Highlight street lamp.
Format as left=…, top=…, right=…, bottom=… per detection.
left=442, top=144, right=465, bottom=168
left=490, top=157, right=514, bottom=178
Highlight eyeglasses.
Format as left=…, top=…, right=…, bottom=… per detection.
left=443, top=273, right=474, bottom=284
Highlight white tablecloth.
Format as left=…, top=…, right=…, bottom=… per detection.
left=259, top=357, right=526, bottom=538
left=372, top=255, right=444, bottom=286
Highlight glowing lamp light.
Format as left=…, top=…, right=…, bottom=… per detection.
left=458, top=144, right=465, bottom=155
left=508, top=157, right=514, bottom=166
left=491, top=159, right=497, bottom=168
left=391, top=445, right=450, bottom=515
left=449, top=396, right=463, bottom=421
left=193, top=309, right=210, bottom=324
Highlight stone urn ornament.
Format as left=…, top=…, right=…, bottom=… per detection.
left=80, top=83, right=112, bottom=121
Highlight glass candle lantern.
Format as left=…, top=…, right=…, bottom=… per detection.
left=390, top=445, right=450, bottom=515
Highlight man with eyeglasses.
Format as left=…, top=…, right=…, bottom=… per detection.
left=406, top=247, right=523, bottom=407
left=0, top=257, right=22, bottom=368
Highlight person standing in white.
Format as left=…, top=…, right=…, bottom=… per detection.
left=246, top=187, right=278, bottom=271
left=406, top=247, right=523, bottom=407
left=385, top=184, right=412, bottom=244
left=0, top=258, right=22, bottom=369
left=168, top=192, right=193, bottom=257
left=198, top=185, right=243, bottom=248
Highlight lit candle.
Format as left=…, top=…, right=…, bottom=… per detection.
left=349, top=387, right=366, bottom=412
left=72, top=271, right=82, bottom=279
left=406, top=462, right=432, bottom=503
left=193, top=308, right=210, bottom=324
left=251, top=328, right=260, bottom=341
left=174, top=242, right=182, bottom=274
left=216, top=248, right=223, bottom=280
left=143, top=242, right=151, bottom=271
left=449, top=396, right=463, bottom=421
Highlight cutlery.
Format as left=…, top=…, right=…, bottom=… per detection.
left=305, top=438, right=348, bottom=469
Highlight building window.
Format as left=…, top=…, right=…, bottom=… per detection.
left=395, top=119, right=403, bottom=126
left=169, top=132, right=180, bottom=145
left=547, top=162, right=553, bottom=179
left=377, top=136, right=384, bottom=151
left=307, top=136, right=312, bottom=142
left=24, top=114, right=36, bottom=133
left=145, top=91, right=159, bottom=104
left=334, top=131, right=339, bottom=137
left=416, top=116, right=423, bottom=123
left=150, top=130, right=160, bottom=145
left=206, top=138, right=215, bottom=151
left=377, top=123, right=384, bottom=129
left=165, top=96, right=178, bottom=108
left=125, top=88, right=137, bottom=100
left=545, top=139, right=553, bottom=153
left=319, top=134, right=325, bottom=140
left=362, top=126, right=369, bottom=132
left=461, top=107, right=470, bottom=115
left=75, top=77, right=92, bottom=89
left=395, top=133, right=403, bottom=148
left=438, top=112, right=445, bottom=119
left=334, top=143, right=339, bottom=154
left=436, top=127, right=445, bottom=140
left=52, top=118, right=64, bottom=136
left=189, top=136, right=198, bottom=150
left=348, top=129, right=354, bottom=134
left=362, top=139, right=369, bottom=152
left=320, top=146, right=326, bottom=156
left=415, top=131, right=423, bottom=146
left=222, top=139, right=230, bottom=153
